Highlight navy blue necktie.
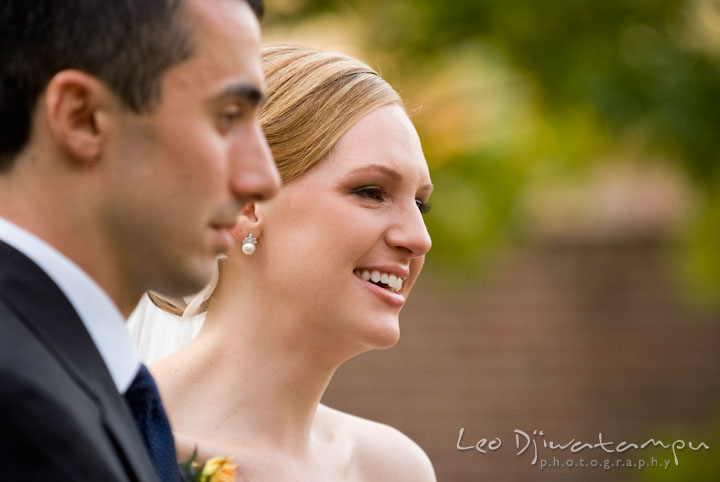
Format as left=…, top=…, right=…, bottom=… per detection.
left=125, top=364, right=180, bottom=482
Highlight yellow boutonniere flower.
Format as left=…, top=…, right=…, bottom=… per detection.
left=200, top=457, right=236, bottom=482
left=179, top=449, right=237, bottom=482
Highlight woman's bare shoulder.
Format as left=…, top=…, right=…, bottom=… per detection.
left=316, top=404, right=436, bottom=482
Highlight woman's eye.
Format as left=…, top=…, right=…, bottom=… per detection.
left=416, top=199, right=432, bottom=214
left=352, top=186, right=386, bottom=202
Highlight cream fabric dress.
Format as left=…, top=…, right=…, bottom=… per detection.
left=126, top=293, right=205, bottom=364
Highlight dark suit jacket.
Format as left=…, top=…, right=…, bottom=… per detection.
left=0, top=241, right=160, bottom=481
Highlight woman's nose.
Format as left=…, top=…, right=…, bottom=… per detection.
left=385, top=203, right=432, bottom=257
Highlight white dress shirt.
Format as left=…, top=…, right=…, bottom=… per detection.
left=0, top=216, right=140, bottom=393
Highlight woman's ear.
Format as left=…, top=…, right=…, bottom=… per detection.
left=230, top=201, right=263, bottom=241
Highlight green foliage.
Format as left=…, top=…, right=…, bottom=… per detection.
left=265, top=0, right=720, bottom=295
left=270, top=0, right=720, bottom=176
left=639, top=417, right=720, bottom=482
left=680, top=178, right=720, bottom=306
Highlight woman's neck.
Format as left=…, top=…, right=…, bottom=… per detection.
left=151, top=279, right=362, bottom=456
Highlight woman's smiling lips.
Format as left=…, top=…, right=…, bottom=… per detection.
left=353, top=265, right=409, bottom=308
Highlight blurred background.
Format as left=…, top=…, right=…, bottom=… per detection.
left=263, top=1, right=720, bottom=480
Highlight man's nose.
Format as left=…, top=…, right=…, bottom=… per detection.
left=229, top=122, right=281, bottom=202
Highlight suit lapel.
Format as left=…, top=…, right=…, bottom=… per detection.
left=0, top=241, right=160, bottom=482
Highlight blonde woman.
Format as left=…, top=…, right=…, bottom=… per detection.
left=129, top=45, right=435, bottom=481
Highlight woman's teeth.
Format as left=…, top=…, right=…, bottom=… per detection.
left=354, top=269, right=403, bottom=292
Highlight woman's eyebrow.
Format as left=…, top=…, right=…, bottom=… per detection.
left=347, top=164, right=402, bottom=181
left=418, top=183, right=434, bottom=194
left=347, top=164, right=433, bottom=191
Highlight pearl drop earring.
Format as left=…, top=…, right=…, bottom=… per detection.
left=242, top=233, right=257, bottom=255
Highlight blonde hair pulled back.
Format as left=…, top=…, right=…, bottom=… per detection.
left=260, top=44, right=404, bottom=182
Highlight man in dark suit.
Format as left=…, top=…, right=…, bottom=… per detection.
left=0, top=0, right=279, bottom=480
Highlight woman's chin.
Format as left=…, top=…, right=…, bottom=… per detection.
left=358, top=318, right=401, bottom=350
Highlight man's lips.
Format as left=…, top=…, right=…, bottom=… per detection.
left=210, top=224, right=234, bottom=251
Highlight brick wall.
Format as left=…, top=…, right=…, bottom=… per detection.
left=322, top=237, right=720, bottom=482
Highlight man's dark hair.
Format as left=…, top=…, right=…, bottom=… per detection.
left=0, top=0, right=265, bottom=172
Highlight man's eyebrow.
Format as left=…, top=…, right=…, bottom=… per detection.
left=214, top=83, right=265, bottom=107
left=347, top=164, right=433, bottom=191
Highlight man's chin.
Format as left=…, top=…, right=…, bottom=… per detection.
left=154, top=259, right=216, bottom=300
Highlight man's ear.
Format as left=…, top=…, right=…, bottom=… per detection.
left=44, top=70, right=114, bottom=165
left=230, top=201, right=263, bottom=241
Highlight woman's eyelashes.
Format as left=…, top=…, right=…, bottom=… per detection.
left=351, top=185, right=432, bottom=214
left=416, top=199, right=432, bottom=214
left=351, top=185, right=386, bottom=202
